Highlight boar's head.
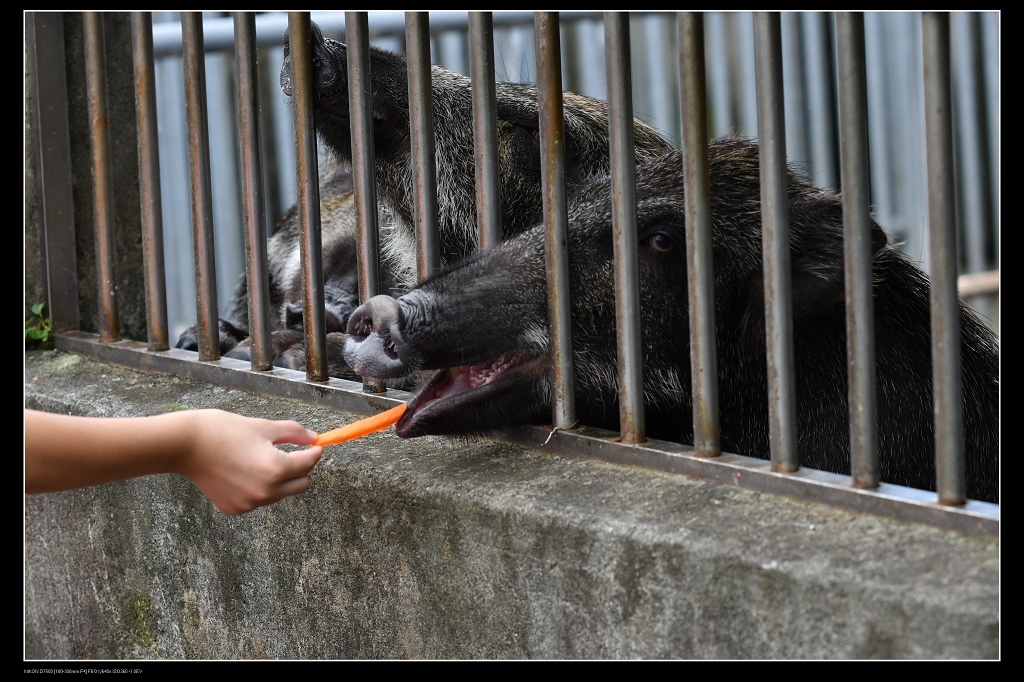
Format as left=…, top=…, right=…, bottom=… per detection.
left=342, top=136, right=1000, bottom=502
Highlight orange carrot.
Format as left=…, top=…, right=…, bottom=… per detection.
left=312, top=403, right=408, bottom=446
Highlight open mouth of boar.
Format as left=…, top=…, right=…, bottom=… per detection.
left=397, top=350, right=548, bottom=437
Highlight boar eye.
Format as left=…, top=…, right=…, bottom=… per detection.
left=647, top=232, right=674, bottom=253
left=517, top=123, right=540, bottom=145
left=503, top=118, right=540, bottom=148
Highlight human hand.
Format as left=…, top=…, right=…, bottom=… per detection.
left=173, top=410, right=324, bottom=515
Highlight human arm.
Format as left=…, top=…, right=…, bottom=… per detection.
left=25, top=409, right=324, bottom=515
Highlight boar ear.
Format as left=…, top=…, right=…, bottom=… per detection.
left=739, top=202, right=890, bottom=340
left=790, top=205, right=889, bottom=316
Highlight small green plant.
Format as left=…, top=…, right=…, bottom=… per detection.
left=25, top=302, right=54, bottom=349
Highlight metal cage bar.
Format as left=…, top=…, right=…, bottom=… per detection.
left=535, top=12, right=577, bottom=432
left=180, top=12, right=219, bottom=360
left=469, top=12, right=503, bottom=251
left=346, top=11, right=386, bottom=393
left=922, top=12, right=967, bottom=506
left=753, top=12, right=798, bottom=473
left=677, top=12, right=721, bottom=459
left=288, top=13, right=329, bottom=382
left=406, top=12, right=442, bottom=283
left=84, top=13, right=121, bottom=344
left=836, top=12, right=880, bottom=490
left=233, top=12, right=274, bottom=372
left=130, top=12, right=170, bottom=352
left=604, top=12, right=646, bottom=445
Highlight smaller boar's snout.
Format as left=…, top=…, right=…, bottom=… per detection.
left=344, top=295, right=409, bottom=379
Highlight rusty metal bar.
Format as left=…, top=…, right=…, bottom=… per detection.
left=288, top=13, right=328, bottom=382
left=27, top=12, right=80, bottom=334
left=346, top=11, right=385, bottom=393
left=677, top=12, right=720, bottom=458
left=83, top=12, right=121, bottom=344
left=836, top=12, right=880, bottom=490
left=234, top=12, right=273, bottom=372
left=406, top=12, right=441, bottom=283
left=180, top=12, right=219, bottom=360
left=922, top=11, right=966, bottom=506
left=535, top=12, right=577, bottom=431
left=604, top=12, right=646, bottom=445
left=130, top=13, right=170, bottom=352
left=753, top=12, right=798, bottom=473
left=469, top=12, right=503, bottom=251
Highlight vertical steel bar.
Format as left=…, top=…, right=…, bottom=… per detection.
left=180, top=12, right=219, bottom=360
left=130, top=13, right=169, bottom=352
left=346, top=11, right=385, bottom=392
left=604, top=12, right=646, bottom=445
left=83, top=12, right=121, bottom=344
left=836, top=12, right=880, bottom=490
left=288, top=13, right=328, bottom=381
left=234, top=12, right=273, bottom=371
left=535, top=12, right=577, bottom=431
left=28, top=12, right=80, bottom=334
left=753, top=12, right=798, bottom=472
left=469, top=12, right=503, bottom=251
left=922, top=11, right=966, bottom=505
left=677, top=12, right=720, bottom=458
left=406, top=12, right=441, bottom=283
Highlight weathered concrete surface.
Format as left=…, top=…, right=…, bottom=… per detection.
left=23, top=350, right=999, bottom=660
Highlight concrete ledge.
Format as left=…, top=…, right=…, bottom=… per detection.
left=24, top=350, right=1000, bottom=659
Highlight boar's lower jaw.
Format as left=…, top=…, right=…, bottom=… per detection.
left=397, top=351, right=547, bottom=438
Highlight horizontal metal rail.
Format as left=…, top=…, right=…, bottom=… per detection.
left=958, top=270, right=999, bottom=297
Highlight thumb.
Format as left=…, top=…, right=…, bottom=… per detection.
left=287, top=444, right=325, bottom=472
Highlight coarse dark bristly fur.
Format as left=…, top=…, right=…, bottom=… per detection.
left=177, top=20, right=673, bottom=370
left=343, top=138, right=1000, bottom=503
left=279, top=22, right=673, bottom=286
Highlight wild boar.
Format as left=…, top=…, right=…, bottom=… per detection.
left=278, top=21, right=674, bottom=289
left=177, top=20, right=673, bottom=364
left=342, top=137, right=1000, bottom=503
